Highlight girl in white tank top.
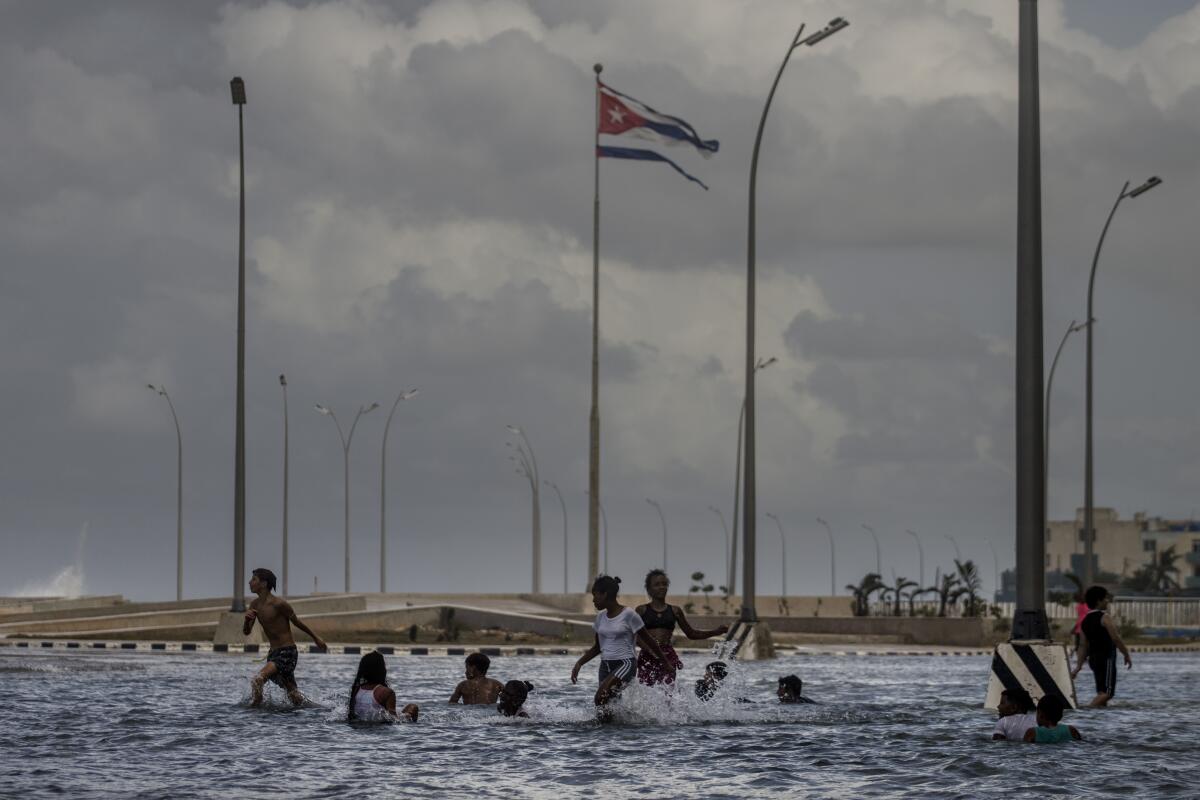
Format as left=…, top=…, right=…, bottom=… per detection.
left=347, top=651, right=419, bottom=722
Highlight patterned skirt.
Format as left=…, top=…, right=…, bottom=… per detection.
left=637, top=642, right=683, bottom=685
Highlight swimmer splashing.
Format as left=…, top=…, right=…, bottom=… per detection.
left=243, top=567, right=327, bottom=706
left=571, top=576, right=676, bottom=706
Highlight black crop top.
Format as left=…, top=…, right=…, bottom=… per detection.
left=640, top=604, right=678, bottom=631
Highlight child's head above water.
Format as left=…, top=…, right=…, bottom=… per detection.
left=998, top=687, right=1036, bottom=716
left=498, top=680, right=533, bottom=716
left=705, top=661, right=728, bottom=682
left=465, top=652, right=491, bottom=679
left=778, top=674, right=803, bottom=702
left=1036, top=695, right=1066, bottom=727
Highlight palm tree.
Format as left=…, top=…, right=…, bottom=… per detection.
left=955, top=559, right=983, bottom=617
left=907, top=584, right=938, bottom=617
left=933, top=571, right=965, bottom=617
left=1151, top=547, right=1182, bottom=595
left=879, top=576, right=917, bottom=617
left=845, top=573, right=885, bottom=617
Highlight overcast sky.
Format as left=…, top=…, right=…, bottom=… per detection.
left=2, top=0, right=1198, bottom=602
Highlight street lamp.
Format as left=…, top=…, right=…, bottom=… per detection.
left=506, top=425, right=541, bottom=592
left=730, top=355, right=777, bottom=596
left=315, top=401, right=379, bottom=592
left=279, top=374, right=289, bottom=597
left=1044, top=319, right=1089, bottom=537
left=905, top=529, right=925, bottom=588
left=646, top=498, right=667, bottom=571
left=945, top=533, right=962, bottom=563
left=765, top=513, right=788, bottom=599
left=707, top=506, right=730, bottom=592
left=380, top=388, right=418, bottom=593
left=816, top=517, right=836, bottom=596
left=544, top=480, right=568, bottom=593
left=148, top=384, right=182, bottom=602
left=230, top=75, right=247, bottom=613
left=742, top=16, right=848, bottom=624
left=987, top=539, right=1000, bottom=602
left=860, top=523, right=882, bottom=575
left=1083, top=175, right=1162, bottom=585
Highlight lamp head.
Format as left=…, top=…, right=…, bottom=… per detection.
left=401, top=389, right=419, bottom=400
left=804, top=17, right=849, bottom=46
left=506, top=424, right=521, bottom=435
left=1127, top=176, right=1162, bottom=198
left=279, top=374, right=287, bottom=386
left=314, top=404, right=331, bottom=415
left=230, top=77, right=246, bottom=105
left=366, top=402, right=380, bottom=412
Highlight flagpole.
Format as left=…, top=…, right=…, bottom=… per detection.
left=588, top=63, right=602, bottom=588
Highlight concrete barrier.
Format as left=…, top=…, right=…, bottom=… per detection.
left=2, top=595, right=367, bottom=639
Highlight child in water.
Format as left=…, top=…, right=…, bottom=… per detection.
left=1023, top=695, right=1082, bottom=743
left=347, top=651, right=419, bottom=722
left=448, top=652, right=503, bottom=705
left=694, top=661, right=729, bottom=702
left=992, top=687, right=1038, bottom=741
left=242, top=567, right=327, bottom=706
left=777, top=674, right=816, bottom=704
left=497, top=680, right=533, bottom=718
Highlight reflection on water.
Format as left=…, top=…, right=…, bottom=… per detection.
left=0, top=648, right=1195, bottom=798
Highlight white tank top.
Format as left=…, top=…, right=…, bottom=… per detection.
left=354, top=685, right=386, bottom=718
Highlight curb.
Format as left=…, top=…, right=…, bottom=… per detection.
left=2, top=640, right=1197, bottom=656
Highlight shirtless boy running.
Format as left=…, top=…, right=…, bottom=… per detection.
left=448, top=653, right=503, bottom=705
left=242, top=568, right=327, bottom=706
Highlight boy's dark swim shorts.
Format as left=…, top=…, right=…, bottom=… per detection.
left=266, top=645, right=298, bottom=687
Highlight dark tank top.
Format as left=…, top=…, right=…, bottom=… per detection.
left=639, top=604, right=677, bottom=631
left=1080, top=609, right=1114, bottom=659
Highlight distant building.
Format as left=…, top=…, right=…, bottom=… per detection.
left=994, top=508, right=1200, bottom=601
left=1044, top=508, right=1200, bottom=590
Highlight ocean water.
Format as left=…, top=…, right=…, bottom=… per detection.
left=1, top=648, right=1196, bottom=798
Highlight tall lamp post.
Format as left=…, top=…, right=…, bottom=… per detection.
left=646, top=498, right=667, bottom=571
left=904, top=529, right=925, bottom=588
left=741, top=16, right=848, bottom=627
left=148, top=384, right=183, bottom=602
left=585, top=490, right=609, bottom=575
left=1082, top=175, right=1162, bottom=585
left=230, top=75, right=247, bottom=613
left=315, top=402, right=379, bottom=592
left=708, top=506, right=730, bottom=592
left=1044, top=319, right=1087, bottom=537
left=506, top=425, right=541, bottom=592
left=860, top=523, right=882, bottom=575
left=279, top=374, right=289, bottom=597
left=380, top=388, right=419, bottom=593
left=729, top=355, right=777, bottom=596
left=816, top=517, right=836, bottom=596
left=765, top=513, right=788, bottom=599
left=945, top=533, right=963, bottom=563
left=544, top=481, right=569, bottom=593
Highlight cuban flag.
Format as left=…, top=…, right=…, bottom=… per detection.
left=597, top=81, right=719, bottom=190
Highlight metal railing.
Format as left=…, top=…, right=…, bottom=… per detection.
left=864, top=597, right=1200, bottom=627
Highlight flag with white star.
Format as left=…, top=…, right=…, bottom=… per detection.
left=597, top=81, right=718, bottom=189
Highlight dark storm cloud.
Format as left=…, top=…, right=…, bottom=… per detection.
left=2, top=0, right=1199, bottom=600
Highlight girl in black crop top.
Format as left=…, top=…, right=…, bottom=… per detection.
left=635, top=569, right=729, bottom=686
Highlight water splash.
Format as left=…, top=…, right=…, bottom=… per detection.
left=12, top=522, right=88, bottom=598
